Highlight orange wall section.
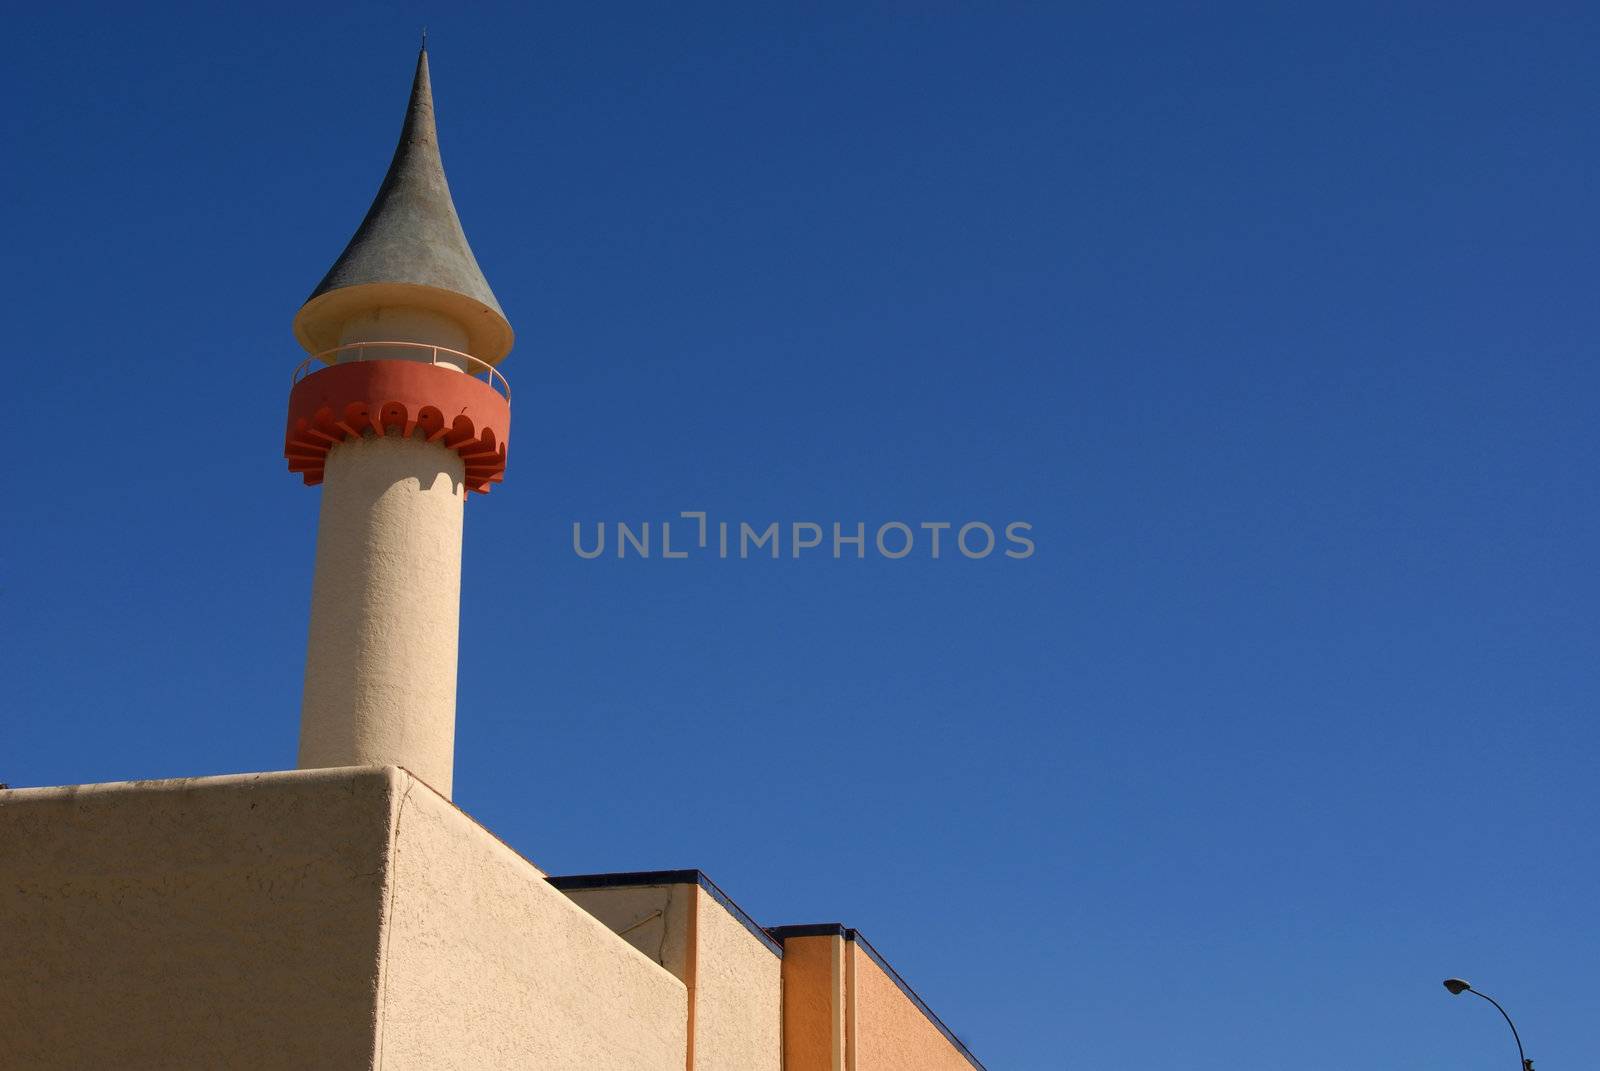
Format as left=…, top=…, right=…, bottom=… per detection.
left=780, top=933, right=846, bottom=1071
left=771, top=926, right=986, bottom=1071
left=848, top=940, right=979, bottom=1071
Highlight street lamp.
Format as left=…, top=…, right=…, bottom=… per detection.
left=1442, top=978, right=1533, bottom=1070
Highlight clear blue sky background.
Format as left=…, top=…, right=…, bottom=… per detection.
left=4, top=4, right=1596, bottom=1067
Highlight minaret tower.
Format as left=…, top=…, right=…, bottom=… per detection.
left=283, top=46, right=511, bottom=799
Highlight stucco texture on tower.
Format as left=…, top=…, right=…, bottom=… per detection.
left=298, top=432, right=466, bottom=797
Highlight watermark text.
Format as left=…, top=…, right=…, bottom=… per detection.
left=572, top=512, right=1034, bottom=561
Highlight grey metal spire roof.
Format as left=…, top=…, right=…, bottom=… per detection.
left=304, top=46, right=507, bottom=326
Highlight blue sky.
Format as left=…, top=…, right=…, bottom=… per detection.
left=4, top=3, right=1597, bottom=1067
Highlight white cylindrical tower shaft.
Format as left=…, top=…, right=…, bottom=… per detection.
left=298, top=431, right=466, bottom=796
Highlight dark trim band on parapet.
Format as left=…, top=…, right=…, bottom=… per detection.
left=765, top=924, right=988, bottom=1071
left=547, top=869, right=783, bottom=958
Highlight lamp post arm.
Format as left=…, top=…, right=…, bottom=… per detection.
left=1468, top=988, right=1530, bottom=1070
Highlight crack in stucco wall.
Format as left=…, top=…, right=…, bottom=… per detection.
left=373, top=774, right=416, bottom=1069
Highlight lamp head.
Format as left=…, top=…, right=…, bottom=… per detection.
left=1443, top=978, right=1472, bottom=995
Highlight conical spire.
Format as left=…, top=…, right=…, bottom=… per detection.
left=294, top=47, right=514, bottom=363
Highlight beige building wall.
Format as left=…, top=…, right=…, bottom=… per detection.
left=0, top=771, right=986, bottom=1071
left=376, top=781, right=687, bottom=1069
left=555, top=882, right=691, bottom=979
left=554, top=873, right=782, bottom=1071
left=0, top=769, right=391, bottom=1068
left=689, top=884, right=783, bottom=1071
left=0, top=768, right=687, bottom=1070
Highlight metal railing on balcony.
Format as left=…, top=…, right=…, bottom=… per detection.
left=291, top=341, right=511, bottom=403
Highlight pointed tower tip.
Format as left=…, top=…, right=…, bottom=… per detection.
left=294, top=46, right=513, bottom=364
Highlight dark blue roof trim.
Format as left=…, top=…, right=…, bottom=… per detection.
left=766, top=922, right=849, bottom=940
left=548, top=869, right=701, bottom=891
left=547, top=869, right=783, bottom=958
left=764, top=924, right=988, bottom=1071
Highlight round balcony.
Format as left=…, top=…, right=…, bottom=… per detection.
left=285, top=342, right=512, bottom=494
